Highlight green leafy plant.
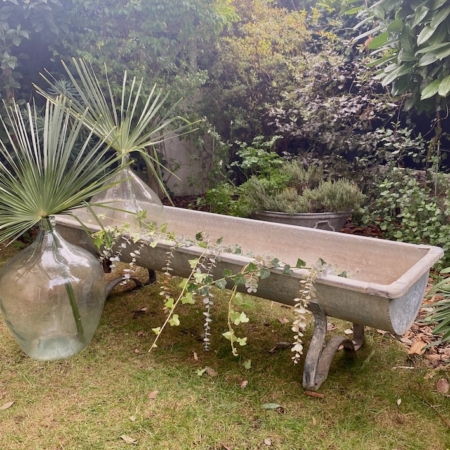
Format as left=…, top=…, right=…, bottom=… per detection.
left=240, top=162, right=365, bottom=215
left=364, top=168, right=450, bottom=267
left=423, top=267, right=450, bottom=343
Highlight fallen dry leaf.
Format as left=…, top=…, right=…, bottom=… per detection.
left=120, top=435, right=137, bottom=445
left=437, top=378, right=449, bottom=394
left=148, top=390, right=159, bottom=400
left=205, top=366, right=218, bottom=377
left=344, top=328, right=353, bottom=335
left=241, top=380, right=248, bottom=389
left=408, top=340, right=426, bottom=355
left=0, top=401, right=14, bottom=410
left=263, top=438, right=272, bottom=446
left=304, top=391, right=324, bottom=399
left=312, top=416, right=317, bottom=426
left=278, top=317, right=289, bottom=324
left=397, top=398, right=402, bottom=406
left=136, top=331, right=144, bottom=337
left=193, top=351, right=198, bottom=361
left=269, top=342, right=291, bottom=353
left=134, top=348, right=140, bottom=354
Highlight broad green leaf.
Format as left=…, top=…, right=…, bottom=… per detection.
left=430, top=6, right=450, bottom=29
left=418, top=53, right=438, bottom=66
left=344, top=6, right=363, bottom=15
left=417, top=25, right=436, bottom=46
left=438, top=75, right=450, bottom=97
left=432, top=0, right=448, bottom=10
left=366, top=54, right=395, bottom=68
left=369, top=31, right=389, bottom=50
left=421, top=79, right=441, bottom=99
left=387, top=20, right=402, bottom=33
left=416, top=42, right=450, bottom=54
left=259, top=267, right=271, bottom=279
left=412, top=6, right=429, bottom=28
left=435, top=44, right=450, bottom=60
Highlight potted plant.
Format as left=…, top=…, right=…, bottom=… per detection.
left=242, top=160, right=365, bottom=231
left=0, top=97, right=124, bottom=360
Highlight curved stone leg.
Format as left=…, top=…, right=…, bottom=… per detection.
left=303, top=302, right=365, bottom=390
left=106, top=269, right=157, bottom=297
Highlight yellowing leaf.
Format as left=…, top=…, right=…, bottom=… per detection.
left=437, top=378, right=449, bottom=394
left=408, top=339, right=426, bottom=355
left=148, top=390, right=159, bottom=400
left=119, top=435, right=137, bottom=445
left=0, top=401, right=14, bottom=411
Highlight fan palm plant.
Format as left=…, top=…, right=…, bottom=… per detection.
left=35, top=58, right=196, bottom=199
left=0, top=97, right=124, bottom=242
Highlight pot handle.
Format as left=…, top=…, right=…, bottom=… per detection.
left=314, top=220, right=335, bottom=232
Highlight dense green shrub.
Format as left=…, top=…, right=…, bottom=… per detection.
left=364, top=168, right=450, bottom=267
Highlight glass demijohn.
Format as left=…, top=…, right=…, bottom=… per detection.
left=79, top=167, right=165, bottom=231
left=0, top=216, right=106, bottom=360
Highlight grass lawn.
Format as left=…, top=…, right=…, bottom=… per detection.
left=1, top=244, right=449, bottom=450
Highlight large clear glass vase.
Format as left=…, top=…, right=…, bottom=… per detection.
left=78, top=167, right=165, bottom=232
left=0, top=216, right=106, bottom=360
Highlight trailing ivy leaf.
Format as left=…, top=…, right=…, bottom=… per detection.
left=260, top=267, right=271, bottom=279
left=236, top=337, right=247, bottom=346
left=215, top=278, right=227, bottom=289
left=244, top=359, right=252, bottom=370
left=282, top=265, right=293, bottom=275
left=181, top=293, right=195, bottom=304
left=152, top=327, right=161, bottom=335
left=296, top=258, right=306, bottom=268
left=234, top=273, right=246, bottom=285
left=164, top=298, right=175, bottom=309
left=188, top=259, right=199, bottom=269
left=169, top=314, right=180, bottom=326
left=195, top=232, right=204, bottom=242
left=223, top=268, right=233, bottom=278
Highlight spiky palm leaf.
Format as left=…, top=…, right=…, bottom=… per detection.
left=0, top=97, right=123, bottom=242
left=36, top=59, right=196, bottom=198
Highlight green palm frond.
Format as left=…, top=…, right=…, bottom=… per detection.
left=35, top=59, right=197, bottom=198
left=0, top=97, right=123, bottom=243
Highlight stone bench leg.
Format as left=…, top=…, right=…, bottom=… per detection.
left=303, top=302, right=365, bottom=390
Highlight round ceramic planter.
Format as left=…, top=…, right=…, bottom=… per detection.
left=252, top=211, right=350, bottom=231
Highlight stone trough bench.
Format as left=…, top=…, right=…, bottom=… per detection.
left=56, top=207, right=443, bottom=390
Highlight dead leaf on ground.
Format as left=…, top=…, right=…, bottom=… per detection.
left=269, top=342, right=291, bottom=353
left=437, top=378, right=449, bottom=394
left=408, top=340, right=426, bottom=355
left=304, top=391, right=324, bottom=399
left=263, top=438, right=272, bottom=446
left=193, top=351, right=198, bottom=361
left=0, top=401, right=14, bottom=411
left=344, top=328, right=353, bottom=335
left=148, top=390, right=158, bottom=400
left=241, top=380, right=248, bottom=389
left=205, top=366, right=218, bottom=377
left=278, top=317, right=289, bottom=324
left=119, top=435, right=137, bottom=445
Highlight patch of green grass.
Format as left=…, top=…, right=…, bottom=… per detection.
left=0, top=252, right=449, bottom=449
